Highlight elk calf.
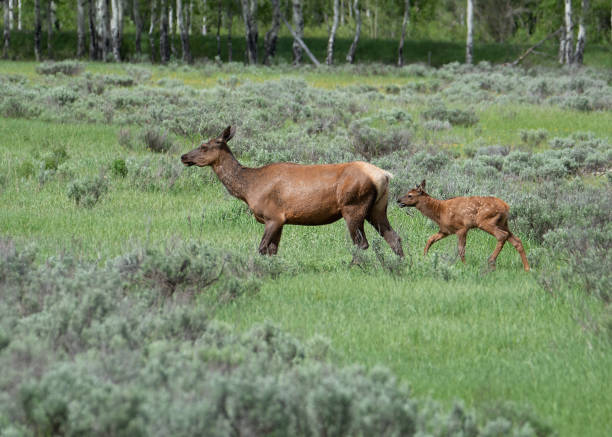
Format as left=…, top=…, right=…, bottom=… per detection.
left=397, top=180, right=529, bottom=271
left=181, top=126, right=404, bottom=257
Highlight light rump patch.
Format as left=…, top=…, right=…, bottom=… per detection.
left=181, top=126, right=404, bottom=258
left=354, top=161, right=393, bottom=203
left=398, top=180, right=529, bottom=271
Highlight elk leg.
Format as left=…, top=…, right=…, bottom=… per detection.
left=258, top=221, right=283, bottom=255
left=267, top=225, right=284, bottom=255
left=457, top=229, right=468, bottom=262
left=367, top=212, right=404, bottom=257
left=343, top=208, right=369, bottom=250
left=508, top=234, right=530, bottom=271
left=424, top=232, right=448, bottom=256
left=480, top=221, right=510, bottom=269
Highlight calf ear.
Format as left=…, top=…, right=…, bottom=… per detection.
left=221, top=125, right=236, bottom=142
left=420, top=179, right=426, bottom=190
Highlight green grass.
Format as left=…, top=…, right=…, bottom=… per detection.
left=1, top=62, right=611, bottom=436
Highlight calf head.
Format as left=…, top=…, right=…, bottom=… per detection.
left=397, top=180, right=427, bottom=208
left=181, top=125, right=236, bottom=167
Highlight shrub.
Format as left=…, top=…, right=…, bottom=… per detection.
left=118, top=128, right=134, bottom=149
left=142, top=128, right=173, bottom=153
left=49, top=86, right=79, bottom=106
left=422, top=119, right=452, bottom=131
left=36, top=60, right=84, bottom=76
left=42, top=145, right=69, bottom=171
left=519, top=129, right=548, bottom=148
left=67, top=174, right=109, bottom=207
left=0, top=239, right=554, bottom=436
left=16, top=161, right=35, bottom=178
left=421, top=105, right=479, bottom=127
left=110, top=159, right=128, bottom=178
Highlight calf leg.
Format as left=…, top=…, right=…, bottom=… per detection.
left=480, top=220, right=510, bottom=269
left=424, top=231, right=448, bottom=256
left=259, top=221, right=284, bottom=255
left=457, top=229, right=468, bottom=262
left=367, top=208, right=404, bottom=257
left=508, top=234, right=530, bottom=271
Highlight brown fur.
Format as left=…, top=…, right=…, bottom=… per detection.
left=397, top=180, right=529, bottom=271
left=181, top=126, right=404, bottom=257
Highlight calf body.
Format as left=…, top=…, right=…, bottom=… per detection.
left=397, top=180, right=529, bottom=271
left=181, top=126, right=404, bottom=257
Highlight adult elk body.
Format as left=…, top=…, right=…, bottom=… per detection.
left=397, top=180, right=529, bottom=271
left=181, top=126, right=404, bottom=257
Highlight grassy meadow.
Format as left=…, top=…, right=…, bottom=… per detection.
left=1, top=59, right=611, bottom=435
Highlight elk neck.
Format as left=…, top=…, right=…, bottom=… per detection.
left=210, top=147, right=251, bottom=202
left=416, top=194, right=443, bottom=225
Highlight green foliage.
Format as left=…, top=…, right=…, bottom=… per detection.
left=142, top=128, right=174, bottom=153
left=110, top=158, right=128, bottom=178
left=67, top=174, right=109, bottom=207
left=36, top=60, right=84, bottom=76
left=421, top=104, right=479, bottom=127
left=0, top=239, right=555, bottom=436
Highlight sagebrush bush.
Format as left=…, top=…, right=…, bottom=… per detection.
left=67, top=174, right=109, bottom=207
left=0, top=239, right=554, bottom=436
left=142, top=128, right=174, bottom=153
left=421, top=105, right=479, bottom=127
left=36, top=60, right=84, bottom=76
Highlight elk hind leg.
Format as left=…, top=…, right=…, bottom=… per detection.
left=343, top=207, right=369, bottom=251
left=480, top=220, right=510, bottom=269
left=508, top=234, right=530, bottom=271
left=367, top=201, right=404, bottom=257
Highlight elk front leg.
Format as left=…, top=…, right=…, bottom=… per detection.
left=424, top=231, right=448, bottom=256
left=259, top=221, right=283, bottom=255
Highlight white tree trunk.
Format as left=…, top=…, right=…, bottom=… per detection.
left=110, top=0, right=123, bottom=61
left=3, top=0, right=9, bottom=58
left=574, top=0, right=589, bottom=65
left=241, top=0, right=258, bottom=64
left=77, top=0, right=86, bottom=57
left=292, top=0, right=304, bottom=64
left=346, top=0, right=360, bottom=64
left=263, top=0, right=280, bottom=64
left=169, top=3, right=173, bottom=34
left=34, top=0, right=41, bottom=60
left=397, top=0, right=410, bottom=66
left=466, top=0, right=473, bottom=64
left=561, top=0, right=573, bottom=64
left=18, top=0, right=22, bottom=31
left=326, top=0, right=339, bottom=65
left=8, top=0, right=13, bottom=31
left=133, top=0, right=142, bottom=55
left=149, top=0, right=158, bottom=61
left=202, top=0, right=207, bottom=35
left=97, top=0, right=110, bottom=60
left=178, top=0, right=191, bottom=62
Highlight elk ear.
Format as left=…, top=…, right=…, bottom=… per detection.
left=420, top=179, right=426, bottom=191
left=221, top=125, right=236, bottom=142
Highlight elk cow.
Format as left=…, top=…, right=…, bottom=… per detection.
left=181, top=126, right=404, bottom=257
left=397, top=180, right=529, bottom=271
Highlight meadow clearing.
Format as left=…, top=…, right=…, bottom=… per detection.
left=0, top=59, right=611, bottom=436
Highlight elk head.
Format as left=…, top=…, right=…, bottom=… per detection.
left=181, top=125, right=236, bottom=167
left=397, top=180, right=427, bottom=208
